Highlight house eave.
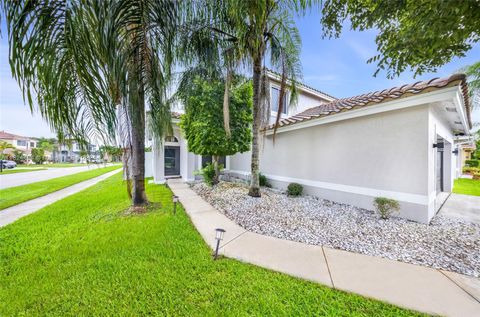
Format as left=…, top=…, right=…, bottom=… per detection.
left=266, top=86, right=465, bottom=136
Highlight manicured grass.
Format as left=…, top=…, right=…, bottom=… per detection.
left=453, top=178, right=480, bottom=196
left=0, top=165, right=121, bottom=210
left=0, top=174, right=423, bottom=316
left=0, top=168, right=47, bottom=174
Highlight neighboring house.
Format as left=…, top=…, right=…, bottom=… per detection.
left=54, top=142, right=100, bottom=163
left=148, top=72, right=472, bottom=224
left=459, top=141, right=477, bottom=169
left=0, top=130, right=38, bottom=161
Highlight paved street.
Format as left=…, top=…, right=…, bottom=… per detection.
left=0, top=165, right=116, bottom=189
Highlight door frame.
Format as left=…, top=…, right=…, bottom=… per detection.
left=164, top=145, right=180, bottom=176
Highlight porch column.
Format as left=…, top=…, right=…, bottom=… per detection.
left=152, top=138, right=165, bottom=184
left=179, top=138, right=196, bottom=182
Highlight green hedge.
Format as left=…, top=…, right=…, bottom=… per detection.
left=465, top=159, right=479, bottom=167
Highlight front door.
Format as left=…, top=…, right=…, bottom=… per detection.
left=165, top=146, right=180, bottom=176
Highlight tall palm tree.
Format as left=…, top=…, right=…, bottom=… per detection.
left=2, top=0, right=178, bottom=208
left=188, top=0, right=313, bottom=197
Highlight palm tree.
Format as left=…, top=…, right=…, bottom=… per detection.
left=188, top=0, right=313, bottom=196
left=2, top=0, right=179, bottom=208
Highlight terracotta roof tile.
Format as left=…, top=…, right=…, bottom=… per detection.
left=268, top=74, right=471, bottom=130
left=0, top=130, right=31, bottom=140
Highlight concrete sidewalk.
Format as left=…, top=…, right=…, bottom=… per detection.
left=168, top=180, right=480, bottom=317
left=0, top=169, right=121, bottom=227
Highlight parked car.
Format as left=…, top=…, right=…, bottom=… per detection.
left=1, top=160, right=17, bottom=169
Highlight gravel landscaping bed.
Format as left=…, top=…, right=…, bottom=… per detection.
left=190, top=181, right=480, bottom=277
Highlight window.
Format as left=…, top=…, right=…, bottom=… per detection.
left=30, top=142, right=35, bottom=148
left=271, top=87, right=287, bottom=114
left=202, top=156, right=226, bottom=168
left=165, top=136, right=179, bottom=143
left=17, top=140, right=27, bottom=147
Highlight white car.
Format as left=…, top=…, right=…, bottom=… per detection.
left=1, top=160, right=17, bottom=169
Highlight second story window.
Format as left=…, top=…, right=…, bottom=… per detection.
left=271, top=87, right=287, bottom=114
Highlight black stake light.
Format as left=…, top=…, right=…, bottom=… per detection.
left=172, top=195, right=179, bottom=214
left=213, top=228, right=225, bottom=260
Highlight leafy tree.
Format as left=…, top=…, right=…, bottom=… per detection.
left=37, top=137, right=57, bottom=153
left=462, top=62, right=480, bottom=123
left=31, top=148, right=45, bottom=164
left=187, top=0, right=313, bottom=196
left=3, top=0, right=179, bottom=209
left=178, top=76, right=253, bottom=184
left=321, top=0, right=480, bottom=78
left=12, top=150, right=26, bottom=164
left=100, top=145, right=123, bottom=162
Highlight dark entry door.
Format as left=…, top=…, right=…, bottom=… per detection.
left=436, top=149, right=443, bottom=193
left=165, top=146, right=180, bottom=176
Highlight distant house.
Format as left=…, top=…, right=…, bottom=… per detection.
left=0, top=130, right=38, bottom=161
left=55, top=141, right=100, bottom=163
left=146, top=71, right=472, bottom=224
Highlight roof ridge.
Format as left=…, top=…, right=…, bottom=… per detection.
left=268, top=73, right=470, bottom=130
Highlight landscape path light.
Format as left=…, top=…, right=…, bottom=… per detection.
left=213, top=228, right=225, bottom=260
left=172, top=195, right=179, bottom=214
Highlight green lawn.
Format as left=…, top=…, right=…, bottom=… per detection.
left=0, top=168, right=47, bottom=174
left=0, top=174, right=423, bottom=316
left=453, top=178, right=480, bottom=196
left=0, top=165, right=121, bottom=210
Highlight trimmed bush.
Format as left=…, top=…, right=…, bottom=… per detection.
left=259, top=173, right=271, bottom=187
left=373, top=197, right=400, bottom=219
left=197, top=163, right=216, bottom=186
left=287, top=183, right=303, bottom=196
left=465, top=159, right=479, bottom=167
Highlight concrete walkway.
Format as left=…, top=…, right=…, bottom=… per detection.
left=168, top=180, right=480, bottom=317
left=0, top=164, right=117, bottom=189
left=0, top=169, right=121, bottom=227
left=438, top=193, right=480, bottom=224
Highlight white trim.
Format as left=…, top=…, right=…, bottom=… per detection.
left=226, top=169, right=429, bottom=205
left=267, top=87, right=460, bottom=135
left=453, top=87, right=470, bottom=133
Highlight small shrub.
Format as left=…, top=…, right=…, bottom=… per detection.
left=465, top=159, right=479, bottom=167
left=287, top=183, right=303, bottom=196
left=373, top=197, right=400, bottom=220
left=259, top=173, right=271, bottom=187
left=463, top=166, right=480, bottom=175
left=197, top=163, right=216, bottom=186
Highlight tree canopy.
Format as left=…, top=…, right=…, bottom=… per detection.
left=321, top=0, right=480, bottom=78
left=178, top=76, right=252, bottom=158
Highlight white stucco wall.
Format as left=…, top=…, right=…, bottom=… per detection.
left=145, top=151, right=153, bottom=178
left=230, top=105, right=433, bottom=223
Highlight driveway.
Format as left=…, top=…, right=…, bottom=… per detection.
left=438, top=193, right=480, bottom=225
left=0, top=165, right=114, bottom=190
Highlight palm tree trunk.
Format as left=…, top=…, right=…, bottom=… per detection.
left=129, top=38, right=148, bottom=207
left=248, top=56, right=262, bottom=197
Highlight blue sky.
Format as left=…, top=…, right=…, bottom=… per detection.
left=1, top=12, right=479, bottom=137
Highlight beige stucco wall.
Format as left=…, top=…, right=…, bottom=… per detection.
left=230, top=105, right=433, bottom=223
